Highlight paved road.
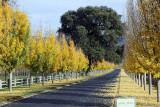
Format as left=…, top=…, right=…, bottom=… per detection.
left=3, top=69, right=120, bottom=107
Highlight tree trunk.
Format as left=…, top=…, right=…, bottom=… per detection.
left=14, top=71, right=15, bottom=80
left=59, top=72, right=61, bottom=82
left=144, top=73, right=146, bottom=90
left=29, top=74, right=32, bottom=88
left=138, top=74, right=140, bottom=85
left=76, top=71, right=78, bottom=79
left=71, top=72, right=73, bottom=80
left=135, top=74, right=137, bottom=83
left=42, top=72, right=44, bottom=85
left=9, top=72, right=12, bottom=92
left=86, top=58, right=91, bottom=76
left=5, top=71, right=7, bottom=81
left=35, top=73, right=37, bottom=83
left=66, top=71, right=68, bottom=81
left=141, top=73, right=143, bottom=87
left=51, top=73, right=54, bottom=84
left=157, top=78, right=160, bottom=102
left=129, top=72, right=131, bottom=78
left=2, top=0, right=10, bottom=6
left=149, top=72, right=152, bottom=95
left=55, top=72, right=57, bottom=81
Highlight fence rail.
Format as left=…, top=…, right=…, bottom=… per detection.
left=0, top=69, right=113, bottom=89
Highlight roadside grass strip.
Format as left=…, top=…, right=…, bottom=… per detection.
left=118, top=69, right=160, bottom=107
left=0, top=69, right=114, bottom=106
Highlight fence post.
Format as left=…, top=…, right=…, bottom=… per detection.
left=39, top=77, right=42, bottom=83
left=0, top=80, right=2, bottom=89
left=47, top=76, right=48, bottom=81
left=31, top=77, right=33, bottom=84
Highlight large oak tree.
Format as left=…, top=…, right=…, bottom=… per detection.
left=60, top=6, right=124, bottom=75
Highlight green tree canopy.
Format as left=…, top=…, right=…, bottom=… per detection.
left=60, top=6, right=123, bottom=74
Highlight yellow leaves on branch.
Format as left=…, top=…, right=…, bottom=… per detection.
left=76, top=48, right=89, bottom=72
left=68, top=40, right=77, bottom=72
left=0, top=1, right=112, bottom=74
left=14, top=10, right=30, bottom=40
left=124, top=0, right=160, bottom=78
left=0, top=36, right=24, bottom=72
left=0, top=2, right=30, bottom=72
left=91, top=59, right=115, bottom=72
left=50, top=41, right=62, bottom=73
left=49, top=36, right=89, bottom=73
left=61, top=37, right=69, bottom=71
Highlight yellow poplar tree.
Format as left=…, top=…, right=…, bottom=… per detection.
left=40, top=35, right=56, bottom=85
left=68, top=40, right=77, bottom=79
left=61, top=37, right=69, bottom=71
left=57, top=37, right=69, bottom=82
left=83, top=57, right=89, bottom=72
left=25, top=36, right=44, bottom=87
left=44, top=35, right=56, bottom=84
left=124, top=0, right=160, bottom=98
left=49, top=40, right=62, bottom=83
left=77, top=49, right=84, bottom=71
left=0, top=2, right=30, bottom=92
left=138, top=0, right=160, bottom=99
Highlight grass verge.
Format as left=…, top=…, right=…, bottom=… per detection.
left=0, top=69, right=115, bottom=106
left=117, top=69, right=160, bottom=107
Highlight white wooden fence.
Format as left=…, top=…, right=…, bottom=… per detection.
left=0, top=75, right=61, bottom=89
left=0, top=69, right=113, bottom=89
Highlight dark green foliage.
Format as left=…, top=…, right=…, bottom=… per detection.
left=60, top=6, right=124, bottom=73
left=116, top=45, right=124, bottom=59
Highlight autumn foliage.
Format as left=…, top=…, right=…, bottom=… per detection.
left=123, top=0, right=160, bottom=102
left=0, top=1, right=116, bottom=91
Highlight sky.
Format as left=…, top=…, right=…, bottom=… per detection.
left=17, top=0, right=127, bottom=33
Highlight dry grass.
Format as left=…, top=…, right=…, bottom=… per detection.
left=118, top=69, right=160, bottom=107
left=0, top=69, right=114, bottom=104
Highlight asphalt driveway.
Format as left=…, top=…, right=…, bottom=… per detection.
left=2, top=69, right=120, bottom=107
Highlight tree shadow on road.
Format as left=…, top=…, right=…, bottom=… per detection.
left=6, top=69, right=121, bottom=107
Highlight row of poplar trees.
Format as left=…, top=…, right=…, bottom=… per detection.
left=0, top=1, right=89, bottom=92
left=123, top=0, right=160, bottom=102
left=0, top=1, right=114, bottom=92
